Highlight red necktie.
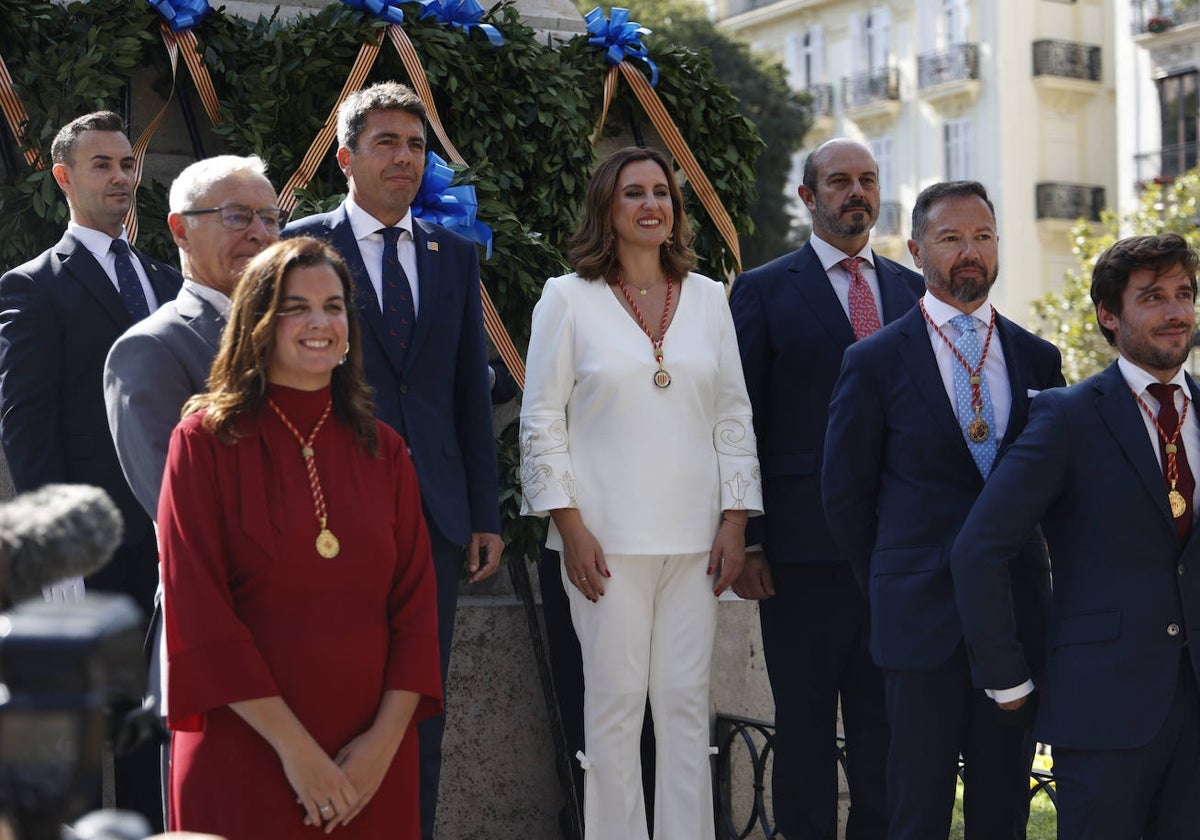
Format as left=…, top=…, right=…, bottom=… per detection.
left=841, top=256, right=882, bottom=340
left=1148, top=382, right=1194, bottom=542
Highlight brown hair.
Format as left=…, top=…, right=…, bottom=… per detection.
left=1091, top=233, right=1200, bottom=345
left=51, top=111, right=125, bottom=166
left=568, top=147, right=696, bottom=283
left=337, top=81, right=427, bottom=153
left=185, top=237, right=378, bottom=453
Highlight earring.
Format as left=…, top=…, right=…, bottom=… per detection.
left=664, top=233, right=674, bottom=248
left=339, top=344, right=349, bottom=366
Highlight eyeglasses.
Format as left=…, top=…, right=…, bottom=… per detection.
left=181, top=204, right=287, bottom=232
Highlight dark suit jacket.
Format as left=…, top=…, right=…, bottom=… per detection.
left=0, top=231, right=182, bottom=610
left=104, top=284, right=225, bottom=520
left=284, top=206, right=499, bottom=545
left=729, top=243, right=924, bottom=563
left=822, top=304, right=1065, bottom=672
left=952, top=362, right=1200, bottom=750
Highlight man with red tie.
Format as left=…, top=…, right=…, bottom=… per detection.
left=952, top=233, right=1200, bottom=839
left=730, top=138, right=924, bottom=839
left=823, top=181, right=1064, bottom=840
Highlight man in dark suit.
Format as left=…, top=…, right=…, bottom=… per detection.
left=104, top=154, right=280, bottom=825
left=730, top=138, right=923, bottom=840
left=0, top=110, right=182, bottom=828
left=952, top=233, right=1200, bottom=840
left=823, top=181, right=1064, bottom=840
left=283, top=81, right=501, bottom=839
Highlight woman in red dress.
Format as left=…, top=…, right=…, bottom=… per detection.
left=158, top=236, right=441, bottom=838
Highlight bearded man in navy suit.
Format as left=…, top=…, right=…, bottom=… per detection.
left=952, top=233, right=1200, bottom=840
left=283, top=81, right=501, bottom=839
left=823, top=180, right=1064, bottom=840
left=0, top=109, right=182, bottom=829
left=730, top=138, right=923, bottom=840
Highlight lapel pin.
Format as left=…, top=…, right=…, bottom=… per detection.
left=427, top=241, right=439, bottom=252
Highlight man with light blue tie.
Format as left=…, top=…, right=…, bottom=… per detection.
left=822, top=180, right=1065, bottom=840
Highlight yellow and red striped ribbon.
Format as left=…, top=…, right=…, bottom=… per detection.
left=0, top=51, right=43, bottom=170
left=594, top=63, right=742, bottom=274
left=386, top=25, right=465, bottom=166
left=176, top=28, right=223, bottom=126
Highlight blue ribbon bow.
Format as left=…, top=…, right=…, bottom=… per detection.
left=339, top=0, right=406, bottom=26
left=412, top=152, right=493, bottom=259
left=147, top=0, right=211, bottom=31
left=585, top=6, right=657, bottom=87
left=417, top=0, right=504, bottom=46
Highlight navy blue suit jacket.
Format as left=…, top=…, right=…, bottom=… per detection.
left=730, top=243, right=924, bottom=563
left=952, top=361, right=1200, bottom=750
left=0, top=231, right=182, bottom=611
left=284, top=205, right=499, bottom=545
left=823, top=304, right=1064, bottom=671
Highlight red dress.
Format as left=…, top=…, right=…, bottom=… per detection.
left=158, top=384, right=442, bottom=839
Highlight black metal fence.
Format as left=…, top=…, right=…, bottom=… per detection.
left=1035, top=182, right=1106, bottom=221
left=842, top=67, right=901, bottom=110
left=806, top=84, right=835, bottom=119
left=1032, top=39, right=1102, bottom=81
left=876, top=201, right=904, bottom=238
left=713, top=713, right=1057, bottom=839
left=917, top=43, right=979, bottom=90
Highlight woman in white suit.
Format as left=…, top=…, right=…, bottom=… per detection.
left=520, top=147, right=762, bottom=840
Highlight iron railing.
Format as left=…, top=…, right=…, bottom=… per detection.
left=1130, top=0, right=1200, bottom=34
left=917, top=43, right=980, bottom=89
left=713, top=713, right=1057, bottom=838
left=842, top=66, right=901, bottom=110
left=876, top=201, right=904, bottom=237
left=1032, top=39, right=1102, bottom=81
left=1134, top=143, right=1199, bottom=185
left=1035, top=182, right=1106, bottom=221
left=805, top=83, right=835, bottom=118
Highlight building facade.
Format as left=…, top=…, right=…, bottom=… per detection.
left=716, top=0, right=1116, bottom=322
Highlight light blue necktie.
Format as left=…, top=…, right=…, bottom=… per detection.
left=950, top=313, right=997, bottom=476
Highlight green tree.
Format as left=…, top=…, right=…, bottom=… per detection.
left=575, top=0, right=812, bottom=268
left=1030, top=168, right=1200, bottom=383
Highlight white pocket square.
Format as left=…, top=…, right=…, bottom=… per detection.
left=1026, top=389, right=1041, bottom=398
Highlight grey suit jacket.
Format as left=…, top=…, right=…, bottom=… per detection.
left=104, top=284, right=226, bottom=520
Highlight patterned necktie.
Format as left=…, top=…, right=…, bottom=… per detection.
left=380, top=227, right=416, bottom=358
left=841, top=256, right=882, bottom=340
left=1147, top=382, right=1194, bottom=542
left=109, top=238, right=150, bottom=322
left=950, top=313, right=998, bottom=477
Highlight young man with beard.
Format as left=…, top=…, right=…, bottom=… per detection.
left=822, top=180, right=1065, bottom=840
left=951, top=233, right=1200, bottom=840
left=729, top=138, right=923, bottom=840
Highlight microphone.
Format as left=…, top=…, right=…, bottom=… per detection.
left=0, top=484, right=123, bottom=607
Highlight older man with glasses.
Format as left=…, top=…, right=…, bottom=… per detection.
left=103, top=153, right=281, bottom=826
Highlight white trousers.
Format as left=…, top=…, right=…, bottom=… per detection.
left=563, top=552, right=718, bottom=840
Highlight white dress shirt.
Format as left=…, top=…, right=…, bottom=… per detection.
left=809, top=233, right=884, bottom=325
left=343, top=198, right=421, bottom=315
left=520, top=272, right=763, bottom=554
left=69, top=222, right=160, bottom=312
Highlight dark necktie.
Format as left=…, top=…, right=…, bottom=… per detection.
left=109, top=238, right=151, bottom=322
left=841, top=256, right=882, bottom=340
left=380, top=227, right=416, bottom=358
left=1147, top=382, right=1194, bottom=542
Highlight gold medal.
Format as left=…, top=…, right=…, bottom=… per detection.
left=653, top=367, right=672, bottom=389
left=316, top=528, right=341, bottom=558
left=1170, top=489, right=1188, bottom=519
left=966, top=416, right=991, bottom=444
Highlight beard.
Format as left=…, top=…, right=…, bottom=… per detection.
left=926, top=258, right=999, bottom=305
left=813, top=196, right=878, bottom=238
left=1119, top=324, right=1194, bottom=375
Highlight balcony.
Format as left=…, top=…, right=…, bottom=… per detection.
left=1032, top=40, right=1102, bottom=111
left=1035, top=182, right=1106, bottom=221
left=1130, top=1, right=1200, bottom=35
left=917, top=44, right=981, bottom=115
left=803, top=83, right=836, bottom=143
left=1033, top=40, right=1101, bottom=81
left=841, top=67, right=901, bottom=133
left=1134, top=143, right=1199, bottom=186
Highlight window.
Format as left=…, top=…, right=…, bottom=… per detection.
left=869, top=135, right=895, bottom=198
left=943, top=0, right=970, bottom=46
left=866, top=7, right=892, bottom=72
left=1158, top=70, right=1199, bottom=179
left=804, top=25, right=825, bottom=88
left=944, top=117, right=972, bottom=180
